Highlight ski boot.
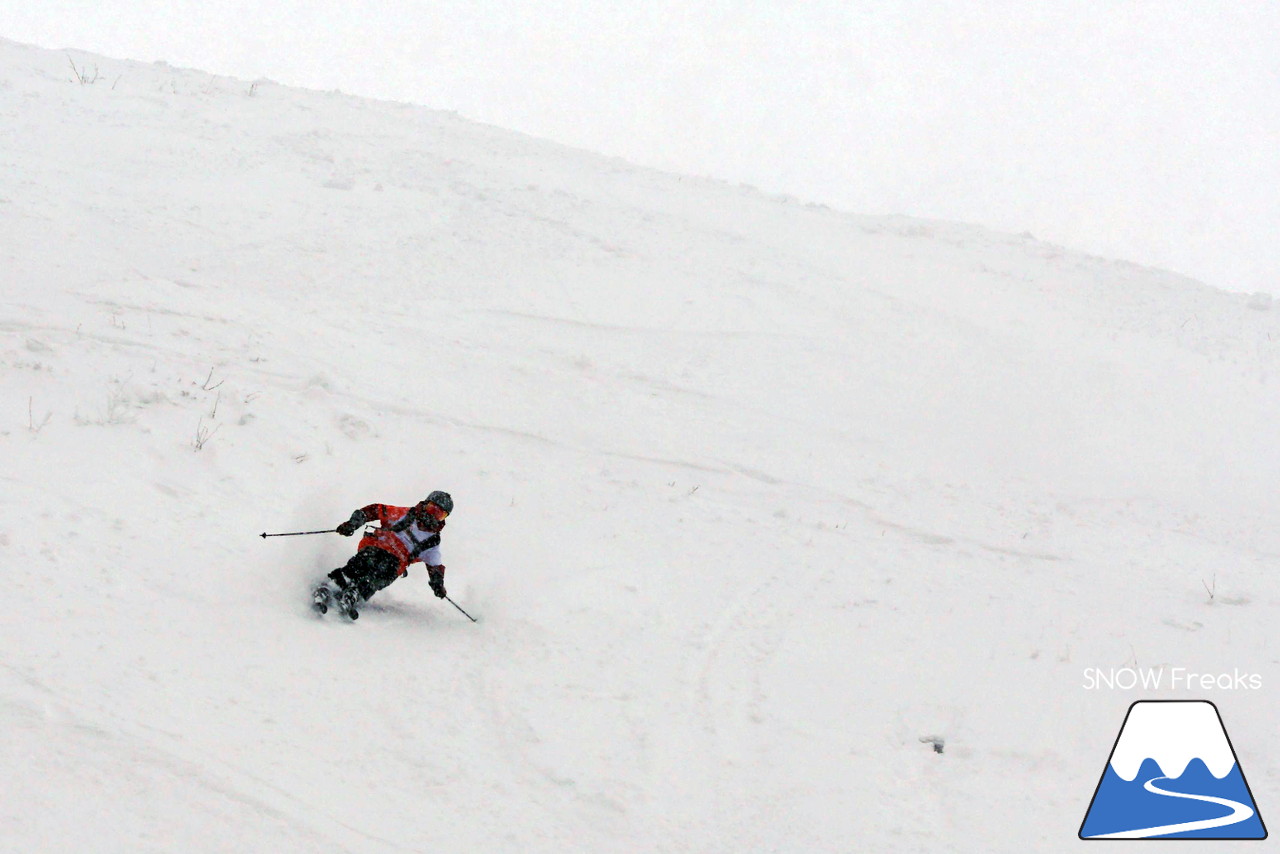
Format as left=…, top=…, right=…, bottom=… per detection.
left=312, top=584, right=333, bottom=614
left=337, top=585, right=361, bottom=620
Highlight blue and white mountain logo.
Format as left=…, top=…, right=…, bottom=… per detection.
left=1080, top=700, right=1266, bottom=839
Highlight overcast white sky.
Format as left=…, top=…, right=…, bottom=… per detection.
left=5, top=1, right=1277, bottom=293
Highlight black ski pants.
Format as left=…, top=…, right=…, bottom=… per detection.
left=329, top=547, right=400, bottom=600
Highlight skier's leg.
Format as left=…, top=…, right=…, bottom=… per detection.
left=328, top=548, right=379, bottom=589
left=353, top=550, right=401, bottom=602
left=328, top=549, right=377, bottom=617
left=333, top=549, right=397, bottom=616
left=327, top=566, right=351, bottom=588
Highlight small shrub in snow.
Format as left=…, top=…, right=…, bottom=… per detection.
left=193, top=416, right=220, bottom=451
left=200, top=367, right=224, bottom=391
left=76, top=382, right=137, bottom=426
left=27, top=397, right=50, bottom=433
left=66, top=55, right=99, bottom=86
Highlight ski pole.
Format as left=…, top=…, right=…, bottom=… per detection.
left=444, top=595, right=478, bottom=623
left=260, top=529, right=338, bottom=538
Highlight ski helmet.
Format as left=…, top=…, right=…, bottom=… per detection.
left=424, top=490, right=453, bottom=514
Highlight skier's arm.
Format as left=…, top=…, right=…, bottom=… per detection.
left=426, top=564, right=447, bottom=598
left=336, top=503, right=406, bottom=535
left=361, top=504, right=408, bottom=525
left=416, top=544, right=446, bottom=597
left=335, top=508, right=367, bottom=536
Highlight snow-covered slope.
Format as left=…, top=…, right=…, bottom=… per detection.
left=1, top=39, right=1276, bottom=852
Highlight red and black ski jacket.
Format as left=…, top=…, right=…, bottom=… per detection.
left=354, top=504, right=444, bottom=578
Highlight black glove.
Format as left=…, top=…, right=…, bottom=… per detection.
left=335, top=509, right=368, bottom=536
left=427, top=565, right=447, bottom=599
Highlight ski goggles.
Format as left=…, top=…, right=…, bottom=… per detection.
left=419, top=502, right=449, bottom=522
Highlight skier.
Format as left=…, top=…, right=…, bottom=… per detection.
left=313, top=490, right=453, bottom=619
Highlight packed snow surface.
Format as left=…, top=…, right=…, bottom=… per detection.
left=1, top=39, right=1276, bottom=852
